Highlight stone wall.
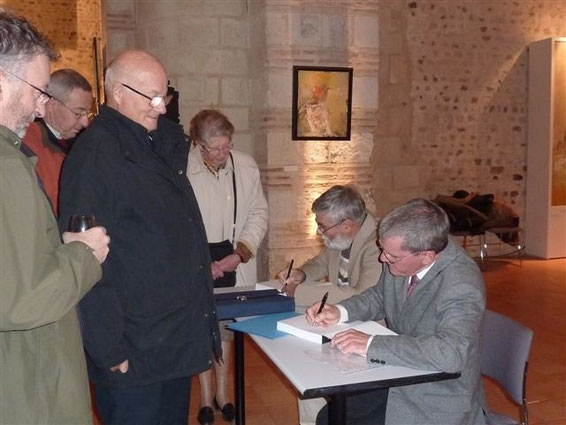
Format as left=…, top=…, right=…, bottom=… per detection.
left=3, top=0, right=103, bottom=96
left=106, top=0, right=255, bottom=154
left=105, top=0, right=380, bottom=280
left=375, top=0, right=566, bottom=221
left=256, top=1, right=380, bottom=278
left=103, top=1, right=566, bottom=279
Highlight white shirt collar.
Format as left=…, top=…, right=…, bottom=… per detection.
left=45, top=122, right=61, bottom=139
left=415, top=261, right=435, bottom=280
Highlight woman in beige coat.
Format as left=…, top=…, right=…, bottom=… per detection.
left=187, top=110, right=268, bottom=424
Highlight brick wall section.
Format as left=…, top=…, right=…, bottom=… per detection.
left=5, top=0, right=103, bottom=93
left=375, top=0, right=566, bottom=221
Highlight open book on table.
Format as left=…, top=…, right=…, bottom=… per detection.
left=276, top=315, right=397, bottom=344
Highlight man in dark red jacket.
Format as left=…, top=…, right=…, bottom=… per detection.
left=22, top=68, right=92, bottom=214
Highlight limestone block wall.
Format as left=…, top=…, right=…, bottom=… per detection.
left=3, top=0, right=103, bottom=92
left=375, top=0, right=566, bottom=221
left=104, top=0, right=380, bottom=280
left=105, top=0, right=255, bottom=154
left=101, top=1, right=566, bottom=281
left=254, top=1, right=380, bottom=279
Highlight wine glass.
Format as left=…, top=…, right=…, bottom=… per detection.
left=68, top=214, right=97, bottom=232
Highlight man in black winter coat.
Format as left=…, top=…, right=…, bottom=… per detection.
left=59, top=49, right=221, bottom=425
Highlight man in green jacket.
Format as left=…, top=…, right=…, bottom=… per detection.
left=0, top=9, right=110, bottom=425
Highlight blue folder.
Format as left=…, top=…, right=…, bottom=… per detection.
left=215, top=290, right=295, bottom=320
left=227, top=311, right=301, bottom=339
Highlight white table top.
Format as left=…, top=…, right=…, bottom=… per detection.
left=249, top=332, right=449, bottom=398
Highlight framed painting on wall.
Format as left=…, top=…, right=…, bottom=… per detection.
left=292, top=66, right=353, bottom=141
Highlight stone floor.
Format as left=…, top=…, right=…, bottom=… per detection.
left=186, top=257, right=566, bottom=425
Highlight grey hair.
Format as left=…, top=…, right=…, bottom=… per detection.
left=48, top=69, right=92, bottom=102
left=378, top=198, right=449, bottom=253
left=312, top=185, right=367, bottom=226
left=190, top=109, right=234, bottom=145
left=0, top=9, right=58, bottom=74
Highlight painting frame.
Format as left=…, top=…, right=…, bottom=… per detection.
left=292, top=65, right=353, bottom=141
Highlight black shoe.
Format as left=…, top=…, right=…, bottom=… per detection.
left=197, top=406, right=215, bottom=425
left=214, top=398, right=235, bottom=422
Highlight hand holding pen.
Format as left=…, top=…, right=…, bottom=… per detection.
left=306, top=291, right=340, bottom=326
left=277, top=260, right=306, bottom=296
left=283, top=259, right=294, bottom=293
left=316, top=291, right=329, bottom=314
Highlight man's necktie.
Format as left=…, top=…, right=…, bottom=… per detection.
left=407, top=275, right=419, bottom=296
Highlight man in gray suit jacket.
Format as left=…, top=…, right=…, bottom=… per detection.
left=308, top=198, right=487, bottom=425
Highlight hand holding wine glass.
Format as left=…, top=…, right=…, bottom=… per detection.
left=63, top=214, right=110, bottom=263
left=68, top=214, right=97, bottom=232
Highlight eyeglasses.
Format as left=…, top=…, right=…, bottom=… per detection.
left=201, top=142, right=233, bottom=154
left=376, top=241, right=421, bottom=264
left=121, top=83, right=165, bottom=108
left=317, top=219, right=345, bottom=234
left=3, top=68, right=52, bottom=104
left=54, top=98, right=95, bottom=120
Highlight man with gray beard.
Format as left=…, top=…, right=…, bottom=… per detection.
left=277, top=185, right=381, bottom=308
left=0, top=9, right=110, bottom=424
left=277, top=184, right=382, bottom=425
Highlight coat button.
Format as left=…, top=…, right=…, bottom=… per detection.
left=178, top=169, right=183, bottom=175
left=204, top=313, right=209, bottom=318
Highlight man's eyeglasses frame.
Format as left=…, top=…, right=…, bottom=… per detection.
left=376, top=241, right=421, bottom=264
left=54, top=98, right=95, bottom=120
left=121, top=83, right=165, bottom=108
left=317, top=219, right=345, bottom=234
left=2, top=68, right=52, bottom=104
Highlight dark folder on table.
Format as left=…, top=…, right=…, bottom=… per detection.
left=214, top=286, right=295, bottom=320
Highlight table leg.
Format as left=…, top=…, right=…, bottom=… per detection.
left=328, top=393, right=346, bottom=425
left=234, top=331, right=245, bottom=425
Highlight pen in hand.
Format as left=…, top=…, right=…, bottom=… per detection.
left=316, top=291, right=329, bottom=315
left=282, top=259, right=294, bottom=293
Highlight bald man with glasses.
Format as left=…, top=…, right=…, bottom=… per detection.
left=308, top=198, right=488, bottom=425
left=58, top=49, right=221, bottom=425
left=22, top=68, right=93, bottom=214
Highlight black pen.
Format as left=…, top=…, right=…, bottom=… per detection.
left=316, top=291, right=329, bottom=315
left=286, top=259, right=294, bottom=280
left=282, top=259, right=294, bottom=293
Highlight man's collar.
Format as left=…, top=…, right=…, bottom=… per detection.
left=416, top=261, right=435, bottom=280
left=100, top=104, right=150, bottom=138
left=0, top=125, right=22, bottom=149
left=45, top=121, right=61, bottom=140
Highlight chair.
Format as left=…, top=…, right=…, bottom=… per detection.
left=450, top=228, right=487, bottom=269
left=481, top=310, right=534, bottom=425
left=485, top=227, right=524, bottom=267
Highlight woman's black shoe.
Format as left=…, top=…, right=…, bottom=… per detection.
left=214, top=398, right=235, bottom=422
left=197, top=406, right=215, bottom=425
